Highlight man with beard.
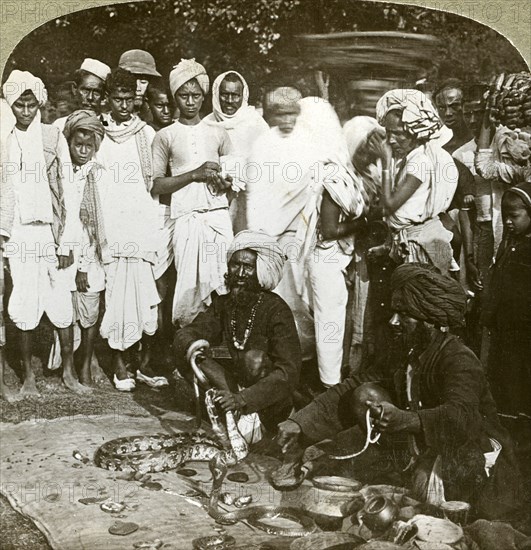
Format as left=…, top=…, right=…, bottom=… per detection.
left=204, top=71, right=269, bottom=232
left=276, top=263, right=521, bottom=521
left=173, top=230, right=301, bottom=435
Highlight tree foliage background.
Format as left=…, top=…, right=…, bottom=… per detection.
left=4, top=0, right=528, bottom=105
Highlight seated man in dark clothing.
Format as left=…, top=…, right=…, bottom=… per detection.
left=277, top=263, right=521, bottom=521
left=174, top=230, right=301, bottom=435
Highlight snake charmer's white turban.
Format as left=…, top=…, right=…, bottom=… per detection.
left=227, top=230, right=286, bottom=291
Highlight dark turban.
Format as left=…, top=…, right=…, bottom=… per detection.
left=63, top=109, right=105, bottom=151
left=391, top=263, right=467, bottom=328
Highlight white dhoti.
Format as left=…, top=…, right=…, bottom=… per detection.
left=74, top=291, right=101, bottom=329
left=390, top=217, right=454, bottom=276
left=153, top=204, right=175, bottom=280
left=100, top=258, right=159, bottom=351
left=7, top=256, right=74, bottom=331
left=308, top=242, right=352, bottom=386
left=172, top=208, right=233, bottom=327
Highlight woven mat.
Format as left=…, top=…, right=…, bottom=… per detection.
left=0, top=411, right=297, bottom=550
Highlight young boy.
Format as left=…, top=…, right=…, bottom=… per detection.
left=1, top=70, right=90, bottom=396
left=97, top=68, right=164, bottom=391
left=61, top=110, right=108, bottom=386
left=146, top=86, right=173, bottom=131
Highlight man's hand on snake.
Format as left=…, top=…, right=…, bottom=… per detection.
left=276, top=419, right=302, bottom=454
left=366, top=400, right=420, bottom=434
left=214, top=390, right=245, bottom=413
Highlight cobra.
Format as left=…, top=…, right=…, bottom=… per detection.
left=93, top=340, right=316, bottom=537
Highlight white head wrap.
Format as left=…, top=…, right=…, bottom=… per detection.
left=227, top=230, right=286, bottom=291
left=169, top=58, right=209, bottom=98
left=376, top=89, right=442, bottom=141
left=492, top=125, right=531, bottom=165
left=1, top=71, right=54, bottom=228
left=80, top=58, right=111, bottom=82
left=2, top=70, right=47, bottom=107
left=211, top=70, right=249, bottom=122
left=1, top=70, right=48, bottom=163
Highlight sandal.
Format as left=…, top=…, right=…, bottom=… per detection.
left=113, top=374, right=136, bottom=392
left=136, top=370, right=169, bottom=388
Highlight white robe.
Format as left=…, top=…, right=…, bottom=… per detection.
left=97, top=118, right=160, bottom=350
left=152, top=120, right=234, bottom=326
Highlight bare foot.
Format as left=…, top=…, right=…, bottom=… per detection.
left=20, top=377, right=40, bottom=398
left=139, top=348, right=153, bottom=376
left=90, top=359, right=109, bottom=385
left=63, top=372, right=92, bottom=394
left=1, top=384, right=22, bottom=402
left=78, top=367, right=93, bottom=387
left=114, top=358, right=130, bottom=381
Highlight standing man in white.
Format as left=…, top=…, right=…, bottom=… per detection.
left=97, top=67, right=162, bottom=391
left=151, top=59, right=234, bottom=328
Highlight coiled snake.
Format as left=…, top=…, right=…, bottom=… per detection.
left=94, top=340, right=316, bottom=538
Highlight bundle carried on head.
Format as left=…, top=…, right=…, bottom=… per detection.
left=486, top=72, right=531, bottom=129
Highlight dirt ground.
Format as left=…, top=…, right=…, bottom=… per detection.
left=0, top=372, right=193, bottom=549
left=0, top=314, right=199, bottom=549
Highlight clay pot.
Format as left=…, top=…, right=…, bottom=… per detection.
left=302, top=478, right=364, bottom=531
left=356, top=495, right=399, bottom=532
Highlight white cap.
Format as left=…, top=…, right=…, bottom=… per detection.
left=80, top=58, right=111, bottom=82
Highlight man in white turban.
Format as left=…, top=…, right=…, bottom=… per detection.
left=371, top=88, right=458, bottom=275
left=152, top=58, right=235, bottom=328
left=1, top=70, right=90, bottom=398
left=174, top=230, right=301, bottom=438
left=245, top=85, right=323, bottom=362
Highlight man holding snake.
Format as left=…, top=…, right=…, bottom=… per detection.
left=174, top=230, right=301, bottom=436
left=276, top=263, right=521, bottom=521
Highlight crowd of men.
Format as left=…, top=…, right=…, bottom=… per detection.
left=0, top=49, right=530, bottom=523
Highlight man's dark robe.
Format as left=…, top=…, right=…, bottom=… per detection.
left=174, top=291, right=301, bottom=431
left=290, top=332, right=521, bottom=520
